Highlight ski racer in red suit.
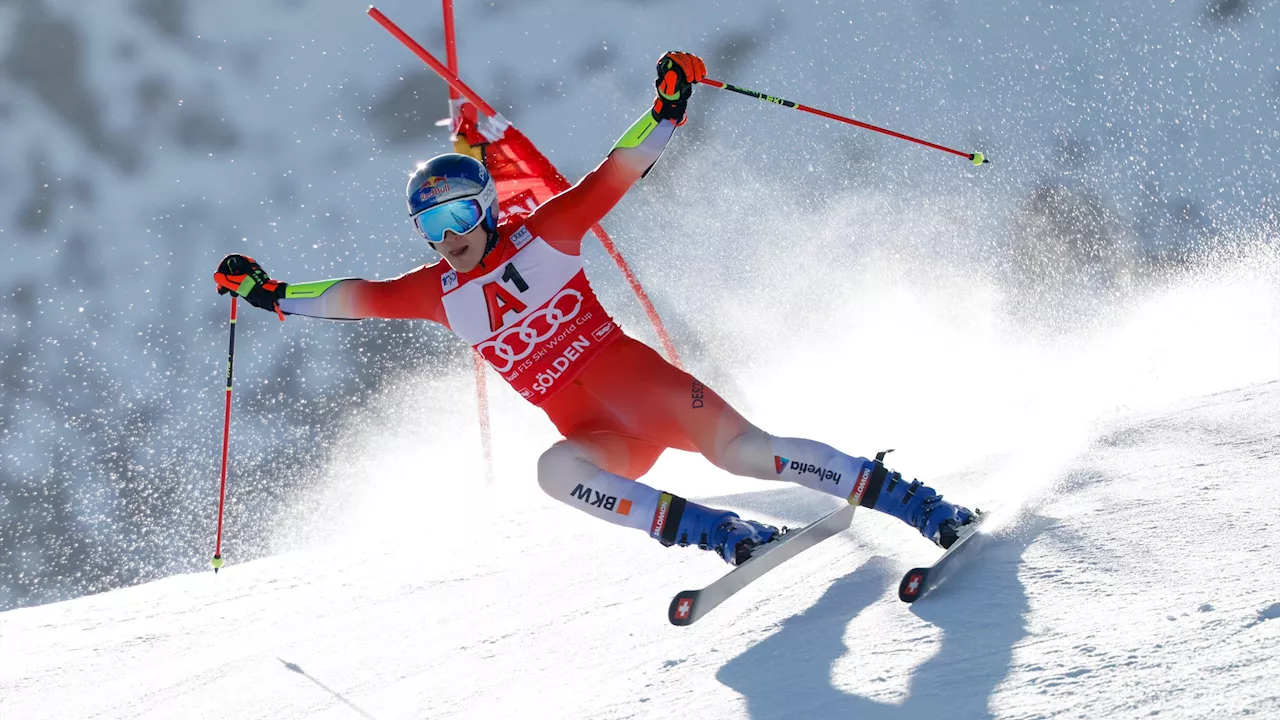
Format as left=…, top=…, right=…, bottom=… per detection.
left=215, top=52, right=976, bottom=564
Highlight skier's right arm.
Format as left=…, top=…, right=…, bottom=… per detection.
left=214, top=254, right=446, bottom=323
left=526, top=52, right=707, bottom=250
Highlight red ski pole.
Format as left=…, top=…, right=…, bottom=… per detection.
left=439, top=0, right=495, bottom=485
left=211, top=296, right=238, bottom=572
left=698, top=78, right=990, bottom=166
left=368, top=6, right=499, bottom=118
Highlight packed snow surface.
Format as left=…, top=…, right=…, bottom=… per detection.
left=3, top=383, right=1278, bottom=718
left=3, top=1, right=1280, bottom=717
left=4, top=0, right=1280, bottom=611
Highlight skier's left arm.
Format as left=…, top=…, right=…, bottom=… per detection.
left=529, top=52, right=707, bottom=252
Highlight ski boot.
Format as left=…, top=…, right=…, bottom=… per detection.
left=860, top=451, right=976, bottom=549
left=652, top=495, right=780, bottom=565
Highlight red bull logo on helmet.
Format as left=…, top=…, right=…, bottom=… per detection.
left=417, top=176, right=452, bottom=202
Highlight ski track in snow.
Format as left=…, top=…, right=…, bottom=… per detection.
left=2, top=382, right=1278, bottom=719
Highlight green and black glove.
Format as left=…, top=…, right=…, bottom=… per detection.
left=652, top=51, right=708, bottom=124
left=214, top=254, right=286, bottom=320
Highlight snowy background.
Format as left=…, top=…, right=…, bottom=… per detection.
left=1, top=0, right=1279, bottom=716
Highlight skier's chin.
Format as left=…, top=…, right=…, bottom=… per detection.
left=435, top=241, right=482, bottom=272
left=444, top=248, right=482, bottom=272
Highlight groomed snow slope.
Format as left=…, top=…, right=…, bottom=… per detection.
left=5, top=0, right=1280, bottom=613
left=4, top=2, right=1280, bottom=714
left=2, top=378, right=1278, bottom=718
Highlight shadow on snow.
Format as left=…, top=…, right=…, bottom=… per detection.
left=278, top=658, right=381, bottom=720
left=716, top=513, right=1056, bottom=720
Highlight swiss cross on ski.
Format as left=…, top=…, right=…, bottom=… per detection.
left=674, top=598, right=693, bottom=621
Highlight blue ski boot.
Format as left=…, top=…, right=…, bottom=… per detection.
left=651, top=494, right=779, bottom=565
left=858, top=451, right=975, bottom=549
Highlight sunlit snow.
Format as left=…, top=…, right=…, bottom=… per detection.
left=2, top=0, right=1279, bottom=718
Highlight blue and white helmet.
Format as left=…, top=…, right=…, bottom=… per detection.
left=406, top=153, right=500, bottom=252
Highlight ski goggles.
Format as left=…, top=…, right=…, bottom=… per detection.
left=412, top=198, right=486, bottom=244
left=411, top=181, right=499, bottom=244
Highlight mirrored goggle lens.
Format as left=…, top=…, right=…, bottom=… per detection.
left=412, top=198, right=486, bottom=244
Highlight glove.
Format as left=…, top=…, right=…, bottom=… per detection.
left=652, top=51, right=707, bottom=123
left=214, top=254, right=286, bottom=320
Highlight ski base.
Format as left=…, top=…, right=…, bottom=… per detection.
left=669, top=503, right=857, bottom=626
left=897, top=511, right=987, bottom=603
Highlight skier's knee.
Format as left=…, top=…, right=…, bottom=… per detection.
left=537, top=441, right=592, bottom=498
left=716, top=428, right=775, bottom=478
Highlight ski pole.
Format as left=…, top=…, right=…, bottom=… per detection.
left=211, top=295, right=238, bottom=572
left=368, top=6, right=500, bottom=118
left=697, top=78, right=989, bottom=166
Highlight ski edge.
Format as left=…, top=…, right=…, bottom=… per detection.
left=667, top=502, right=858, bottom=626
left=896, top=510, right=987, bottom=604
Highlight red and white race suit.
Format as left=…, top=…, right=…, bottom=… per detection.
left=277, top=109, right=877, bottom=536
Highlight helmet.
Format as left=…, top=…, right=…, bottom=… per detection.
left=406, top=153, right=500, bottom=255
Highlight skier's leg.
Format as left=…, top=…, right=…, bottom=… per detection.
left=716, top=427, right=975, bottom=546
left=535, top=434, right=776, bottom=564
left=535, top=435, right=665, bottom=533
left=581, top=338, right=974, bottom=547
left=706, top=411, right=976, bottom=547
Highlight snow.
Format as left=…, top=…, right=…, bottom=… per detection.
left=4, top=0, right=1280, bottom=607
left=3, top=381, right=1279, bottom=718
left=4, top=1, right=1280, bottom=716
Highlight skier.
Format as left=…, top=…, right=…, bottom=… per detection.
left=214, top=52, right=975, bottom=565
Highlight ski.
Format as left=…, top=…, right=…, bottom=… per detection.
left=897, top=511, right=987, bottom=603
left=668, top=502, right=858, bottom=626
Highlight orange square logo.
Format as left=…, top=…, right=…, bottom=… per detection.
left=616, top=499, right=632, bottom=516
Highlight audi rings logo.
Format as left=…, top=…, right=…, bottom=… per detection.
left=478, top=289, right=584, bottom=372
